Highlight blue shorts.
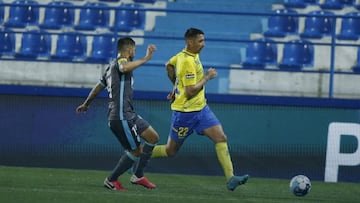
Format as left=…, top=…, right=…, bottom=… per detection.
left=169, top=105, right=220, bottom=142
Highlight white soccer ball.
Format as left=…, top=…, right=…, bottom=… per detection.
left=289, top=175, right=311, bottom=197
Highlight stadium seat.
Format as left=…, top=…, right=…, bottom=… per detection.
left=279, top=40, right=314, bottom=70
left=75, top=2, right=110, bottom=31
left=98, top=0, right=120, bottom=2
left=337, top=12, right=360, bottom=40
left=283, top=0, right=320, bottom=8
left=133, top=0, right=157, bottom=3
left=264, top=9, right=298, bottom=38
left=320, top=0, right=354, bottom=10
left=0, top=2, right=4, bottom=25
left=52, top=32, right=87, bottom=60
left=300, top=10, right=335, bottom=39
left=0, top=29, right=15, bottom=56
left=40, top=1, right=75, bottom=29
left=352, top=46, right=360, bottom=73
left=112, top=3, right=145, bottom=32
left=88, top=34, right=116, bottom=63
left=242, top=38, right=278, bottom=69
left=16, top=30, right=51, bottom=59
left=5, top=0, right=39, bottom=28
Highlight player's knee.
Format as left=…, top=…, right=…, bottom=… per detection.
left=148, top=133, right=159, bottom=145
left=130, top=148, right=142, bottom=157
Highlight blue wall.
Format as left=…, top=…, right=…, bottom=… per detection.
left=1, top=85, right=360, bottom=182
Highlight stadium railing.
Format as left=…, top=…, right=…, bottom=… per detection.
left=0, top=1, right=359, bottom=99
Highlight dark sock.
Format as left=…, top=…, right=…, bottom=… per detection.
left=134, top=142, right=155, bottom=178
left=108, top=151, right=137, bottom=181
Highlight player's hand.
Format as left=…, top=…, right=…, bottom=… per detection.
left=145, top=44, right=156, bottom=60
left=167, top=90, right=175, bottom=103
left=204, top=67, right=217, bottom=81
left=76, top=104, right=89, bottom=113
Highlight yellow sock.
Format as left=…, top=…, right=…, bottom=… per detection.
left=215, top=142, right=234, bottom=180
left=151, top=145, right=168, bottom=158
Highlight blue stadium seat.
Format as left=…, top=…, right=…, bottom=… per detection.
left=320, top=0, right=354, bottom=10
left=112, top=4, right=145, bottom=32
left=356, top=2, right=360, bottom=10
left=5, top=0, right=39, bottom=28
left=300, top=10, right=335, bottom=39
left=264, top=9, right=299, bottom=38
left=352, top=47, right=360, bottom=73
left=75, top=2, right=110, bottom=31
left=242, top=38, right=278, bottom=69
left=40, top=1, right=75, bottom=29
left=279, top=40, right=314, bottom=70
left=0, top=29, right=15, bottom=56
left=52, top=32, right=87, bottom=60
left=88, top=34, right=116, bottom=63
left=133, top=0, right=156, bottom=3
left=0, top=2, right=4, bottom=25
left=98, top=0, right=120, bottom=2
left=16, top=30, right=51, bottom=59
left=284, top=0, right=319, bottom=8
left=337, top=12, right=360, bottom=41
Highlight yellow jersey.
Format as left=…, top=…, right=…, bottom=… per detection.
left=168, top=49, right=207, bottom=112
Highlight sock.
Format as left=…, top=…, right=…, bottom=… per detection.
left=151, top=145, right=168, bottom=158
left=134, top=142, right=155, bottom=178
left=215, top=142, right=234, bottom=180
left=108, top=150, right=138, bottom=181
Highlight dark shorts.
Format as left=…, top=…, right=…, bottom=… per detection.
left=169, top=105, right=220, bottom=142
left=109, top=115, right=150, bottom=151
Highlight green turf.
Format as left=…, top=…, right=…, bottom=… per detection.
left=0, top=166, right=359, bottom=203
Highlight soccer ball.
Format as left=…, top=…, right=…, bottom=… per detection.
left=289, top=175, right=311, bottom=197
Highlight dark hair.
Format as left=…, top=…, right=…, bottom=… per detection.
left=117, top=37, right=135, bottom=51
left=184, top=28, right=204, bottom=39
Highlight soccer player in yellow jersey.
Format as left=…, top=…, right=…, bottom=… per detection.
left=152, top=28, right=249, bottom=191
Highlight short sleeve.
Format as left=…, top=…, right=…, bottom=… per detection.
left=181, top=59, right=197, bottom=86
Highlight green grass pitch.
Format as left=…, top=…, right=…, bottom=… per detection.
left=0, top=165, right=359, bottom=203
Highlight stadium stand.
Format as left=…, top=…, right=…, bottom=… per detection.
left=264, top=9, right=299, bottom=38
left=0, top=0, right=359, bottom=96
left=16, top=30, right=51, bottom=59
left=279, top=39, right=314, bottom=70
left=242, top=38, right=278, bottom=69
left=336, top=11, right=360, bottom=40
left=352, top=46, right=360, bottom=72
left=88, top=33, right=116, bottom=63
left=75, top=2, right=110, bottom=31
left=111, top=3, right=146, bottom=32
left=300, top=10, right=335, bottom=39
left=320, top=0, right=355, bottom=10
left=5, top=0, right=39, bottom=28
left=40, top=1, right=75, bottom=30
left=52, top=32, right=87, bottom=61
left=0, top=1, right=4, bottom=25
left=0, top=28, right=15, bottom=57
left=283, top=0, right=320, bottom=8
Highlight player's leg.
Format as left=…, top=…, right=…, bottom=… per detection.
left=204, top=125, right=249, bottom=191
left=199, top=106, right=249, bottom=191
left=152, top=110, right=192, bottom=158
left=105, top=120, right=141, bottom=191
left=203, top=125, right=234, bottom=180
left=152, top=136, right=183, bottom=157
left=131, top=124, right=159, bottom=189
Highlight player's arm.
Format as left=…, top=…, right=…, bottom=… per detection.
left=76, top=83, right=105, bottom=113
left=120, top=44, right=156, bottom=73
left=166, top=63, right=176, bottom=85
left=184, top=67, right=217, bottom=99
